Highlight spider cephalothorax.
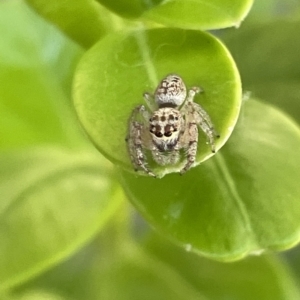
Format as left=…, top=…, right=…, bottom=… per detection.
left=149, top=107, right=182, bottom=152
left=126, top=74, right=218, bottom=177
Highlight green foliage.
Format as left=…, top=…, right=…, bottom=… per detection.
left=145, top=235, right=300, bottom=300
left=10, top=230, right=300, bottom=300
left=1, top=0, right=300, bottom=299
left=0, top=1, right=82, bottom=149
left=0, top=0, right=120, bottom=292
left=141, top=0, right=254, bottom=30
left=97, top=0, right=254, bottom=29
left=0, top=147, right=119, bottom=291
left=223, top=19, right=300, bottom=123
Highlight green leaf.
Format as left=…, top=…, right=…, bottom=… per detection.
left=16, top=227, right=300, bottom=300
left=120, top=99, right=300, bottom=261
left=0, top=0, right=120, bottom=292
left=244, top=81, right=300, bottom=124
left=94, top=248, right=206, bottom=300
left=0, top=147, right=119, bottom=291
left=73, top=28, right=241, bottom=177
left=142, top=0, right=254, bottom=30
left=95, top=0, right=149, bottom=19
left=96, top=0, right=254, bottom=29
left=0, top=0, right=84, bottom=150
left=25, top=0, right=111, bottom=48
left=223, top=19, right=300, bottom=123
left=145, top=234, right=300, bottom=300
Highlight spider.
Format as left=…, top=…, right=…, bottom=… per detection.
left=126, top=74, right=219, bottom=177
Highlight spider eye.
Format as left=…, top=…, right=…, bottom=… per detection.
left=174, top=116, right=179, bottom=121
left=164, top=131, right=172, bottom=137
left=155, top=132, right=163, bottom=138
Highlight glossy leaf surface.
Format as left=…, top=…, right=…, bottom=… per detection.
left=121, top=100, right=300, bottom=261
left=0, top=147, right=117, bottom=291
left=142, top=0, right=254, bottom=30
left=74, top=28, right=241, bottom=177
left=97, top=0, right=254, bottom=30
left=0, top=0, right=83, bottom=150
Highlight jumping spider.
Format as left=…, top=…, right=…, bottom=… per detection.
left=126, top=74, right=219, bottom=177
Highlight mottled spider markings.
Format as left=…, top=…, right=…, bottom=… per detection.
left=126, top=74, right=218, bottom=177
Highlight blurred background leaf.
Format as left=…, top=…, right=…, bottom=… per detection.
left=247, top=0, right=300, bottom=22
left=222, top=17, right=300, bottom=124
left=25, top=0, right=116, bottom=48
left=9, top=219, right=300, bottom=300
left=0, top=147, right=119, bottom=291
left=0, top=0, right=84, bottom=149
left=0, top=0, right=120, bottom=291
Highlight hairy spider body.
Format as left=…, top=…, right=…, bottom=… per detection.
left=149, top=107, right=181, bottom=152
left=126, top=74, right=218, bottom=177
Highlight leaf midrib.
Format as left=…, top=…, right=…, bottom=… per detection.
left=213, top=153, right=258, bottom=249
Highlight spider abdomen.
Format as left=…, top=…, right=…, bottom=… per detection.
left=155, top=74, right=187, bottom=106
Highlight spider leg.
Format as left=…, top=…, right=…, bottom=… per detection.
left=143, top=92, right=157, bottom=111
left=188, top=101, right=219, bottom=153
left=186, top=86, right=202, bottom=103
left=186, top=87, right=220, bottom=152
left=180, top=122, right=198, bottom=175
left=186, top=87, right=218, bottom=131
left=126, top=105, right=156, bottom=177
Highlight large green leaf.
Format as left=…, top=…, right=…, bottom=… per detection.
left=120, top=99, right=300, bottom=261
left=26, top=0, right=254, bottom=41
left=0, top=1, right=119, bottom=291
left=96, top=0, right=254, bottom=29
left=223, top=19, right=300, bottom=123
left=74, top=28, right=241, bottom=177
left=142, top=0, right=254, bottom=30
left=0, top=147, right=119, bottom=291
left=25, top=0, right=111, bottom=48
